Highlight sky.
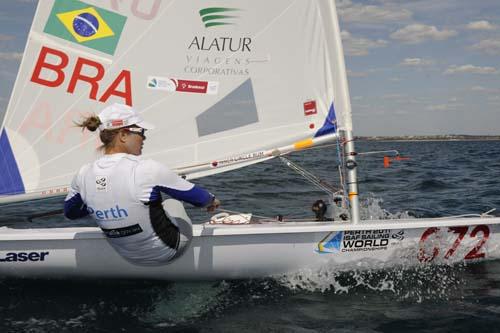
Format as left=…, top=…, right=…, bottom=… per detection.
left=0, top=0, right=499, bottom=136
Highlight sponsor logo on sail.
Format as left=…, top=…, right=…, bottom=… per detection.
left=147, top=76, right=219, bottom=95
left=183, top=6, right=253, bottom=76
left=188, top=36, right=252, bottom=53
left=304, top=100, right=318, bottom=116
left=316, top=230, right=405, bottom=254
left=199, top=7, right=241, bottom=28
left=147, top=76, right=177, bottom=91
left=148, top=78, right=159, bottom=88
left=184, top=55, right=251, bottom=76
left=44, top=0, right=127, bottom=55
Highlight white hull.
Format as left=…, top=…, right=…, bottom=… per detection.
left=1, top=217, right=500, bottom=280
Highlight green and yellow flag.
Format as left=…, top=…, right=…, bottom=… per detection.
left=43, top=0, right=127, bottom=55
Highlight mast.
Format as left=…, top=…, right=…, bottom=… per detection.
left=327, top=1, right=361, bottom=223
left=344, top=130, right=360, bottom=223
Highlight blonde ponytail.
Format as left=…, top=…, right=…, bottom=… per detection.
left=75, top=114, right=120, bottom=150
left=75, top=114, right=102, bottom=132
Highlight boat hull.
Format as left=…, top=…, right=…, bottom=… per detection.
left=1, top=217, right=500, bottom=280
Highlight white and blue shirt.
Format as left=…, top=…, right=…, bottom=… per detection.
left=64, top=153, right=214, bottom=265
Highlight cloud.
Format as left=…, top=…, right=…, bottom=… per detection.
left=471, top=39, right=500, bottom=55
left=466, top=21, right=497, bottom=30
left=382, top=94, right=407, bottom=100
left=337, top=0, right=353, bottom=8
left=338, top=1, right=412, bottom=23
left=471, top=85, right=488, bottom=92
left=341, top=30, right=388, bottom=56
left=0, top=52, right=22, bottom=61
left=390, top=24, right=457, bottom=44
left=426, top=103, right=462, bottom=111
left=0, top=34, right=15, bottom=41
left=471, top=86, right=500, bottom=94
left=400, top=58, right=434, bottom=67
left=347, top=70, right=369, bottom=78
left=444, top=64, right=498, bottom=75
left=0, top=69, right=17, bottom=78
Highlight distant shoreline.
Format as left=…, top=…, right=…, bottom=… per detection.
left=355, top=135, right=500, bottom=141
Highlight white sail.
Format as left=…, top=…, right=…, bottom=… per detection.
left=0, top=0, right=352, bottom=201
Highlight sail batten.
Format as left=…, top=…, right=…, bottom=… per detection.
left=0, top=0, right=353, bottom=201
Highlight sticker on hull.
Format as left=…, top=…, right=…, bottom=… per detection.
left=418, top=225, right=490, bottom=262
left=316, top=229, right=405, bottom=254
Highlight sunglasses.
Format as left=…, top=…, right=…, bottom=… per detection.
left=125, top=127, right=146, bottom=138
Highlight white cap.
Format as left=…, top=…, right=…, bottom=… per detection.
left=98, top=103, right=155, bottom=130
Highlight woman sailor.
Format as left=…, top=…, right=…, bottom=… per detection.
left=64, top=103, right=220, bottom=265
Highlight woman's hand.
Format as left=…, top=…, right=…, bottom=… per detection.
left=206, top=198, right=221, bottom=212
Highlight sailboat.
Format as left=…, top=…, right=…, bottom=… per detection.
left=1, top=0, right=499, bottom=280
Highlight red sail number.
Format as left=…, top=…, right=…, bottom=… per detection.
left=418, top=225, right=490, bottom=263
left=465, top=225, right=490, bottom=259
left=444, top=226, right=468, bottom=259
left=418, top=227, right=440, bottom=262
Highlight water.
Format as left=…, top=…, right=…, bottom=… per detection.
left=1, top=140, right=500, bottom=332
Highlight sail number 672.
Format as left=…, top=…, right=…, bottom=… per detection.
left=418, top=225, right=490, bottom=263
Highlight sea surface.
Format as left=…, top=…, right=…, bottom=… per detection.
left=1, top=140, right=500, bottom=332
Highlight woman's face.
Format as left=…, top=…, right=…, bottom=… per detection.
left=121, top=127, right=146, bottom=156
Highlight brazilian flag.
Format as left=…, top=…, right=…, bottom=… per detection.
left=43, top=0, right=127, bottom=56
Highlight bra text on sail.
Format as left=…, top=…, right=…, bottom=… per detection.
left=30, top=46, right=133, bottom=106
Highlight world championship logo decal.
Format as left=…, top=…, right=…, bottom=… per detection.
left=316, top=231, right=343, bottom=253
left=316, top=230, right=405, bottom=254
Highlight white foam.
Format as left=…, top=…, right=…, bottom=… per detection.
left=276, top=194, right=465, bottom=302
left=360, top=193, right=414, bottom=220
